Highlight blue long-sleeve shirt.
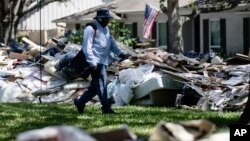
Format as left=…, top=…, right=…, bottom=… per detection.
left=82, top=20, right=124, bottom=66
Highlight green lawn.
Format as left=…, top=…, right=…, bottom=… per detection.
left=0, top=103, right=241, bottom=140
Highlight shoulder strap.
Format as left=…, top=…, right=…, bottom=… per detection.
left=86, top=22, right=97, bottom=43
left=86, top=22, right=97, bottom=30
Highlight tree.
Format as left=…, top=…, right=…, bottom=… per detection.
left=195, top=0, right=250, bottom=13
left=0, top=0, right=67, bottom=45
left=160, top=0, right=183, bottom=54
left=160, top=0, right=249, bottom=54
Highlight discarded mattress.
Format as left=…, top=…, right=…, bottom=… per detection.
left=132, top=74, right=183, bottom=100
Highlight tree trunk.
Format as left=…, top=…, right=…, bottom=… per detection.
left=160, top=0, right=183, bottom=54
left=167, top=0, right=183, bottom=54
left=0, top=2, right=2, bottom=43
left=1, top=0, right=23, bottom=45
left=0, top=0, right=66, bottom=46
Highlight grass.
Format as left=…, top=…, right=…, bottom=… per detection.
left=0, top=103, right=241, bottom=141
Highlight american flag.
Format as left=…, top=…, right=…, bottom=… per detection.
left=143, top=4, right=159, bottom=39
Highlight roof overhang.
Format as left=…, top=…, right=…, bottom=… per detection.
left=53, top=0, right=194, bottom=23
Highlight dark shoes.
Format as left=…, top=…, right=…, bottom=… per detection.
left=74, top=100, right=116, bottom=114
left=102, top=108, right=116, bottom=114
left=74, top=99, right=85, bottom=114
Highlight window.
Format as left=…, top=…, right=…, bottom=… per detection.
left=158, top=22, right=167, bottom=48
left=210, top=20, right=220, bottom=48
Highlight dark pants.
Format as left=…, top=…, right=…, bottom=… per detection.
left=75, top=64, right=111, bottom=110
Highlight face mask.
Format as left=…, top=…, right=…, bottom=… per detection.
left=97, top=18, right=110, bottom=27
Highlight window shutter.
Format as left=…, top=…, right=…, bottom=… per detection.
left=0, top=25, right=2, bottom=43
left=152, top=22, right=157, bottom=46
left=195, top=15, right=200, bottom=53
left=203, top=19, right=209, bottom=53
left=243, top=18, right=250, bottom=55
left=220, top=19, right=226, bottom=55
left=132, top=22, right=137, bottom=38
left=167, top=21, right=170, bottom=51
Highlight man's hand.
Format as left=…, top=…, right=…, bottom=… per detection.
left=90, top=66, right=98, bottom=73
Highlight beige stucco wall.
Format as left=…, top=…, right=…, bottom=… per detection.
left=200, top=12, right=250, bottom=56
left=17, top=27, right=65, bottom=45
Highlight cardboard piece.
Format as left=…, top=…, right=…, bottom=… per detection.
left=9, top=52, right=29, bottom=60
left=91, top=128, right=137, bottom=141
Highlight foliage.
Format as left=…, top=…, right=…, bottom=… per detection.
left=65, top=28, right=83, bottom=45
left=108, top=20, right=137, bottom=47
left=0, top=103, right=240, bottom=140
left=66, top=20, right=137, bottom=47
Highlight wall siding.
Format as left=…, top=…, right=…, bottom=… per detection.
left=18, top=0, right=110, bottom=30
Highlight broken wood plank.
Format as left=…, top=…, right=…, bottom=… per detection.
left=236, top=53, right=250, bottom=59
left=160, top=69, right=189, bottom=82
left=22, top=37, right=45, bottom=51
left=153, top=61, right=184, bottom=73
left=180, top=65, right=190, bottom=73
left=32, top=88, right=60, bottom=97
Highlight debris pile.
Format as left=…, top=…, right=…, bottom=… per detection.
left=115, top=48, right=249, bottom=111
left=0, top=37, right=249, bottom=112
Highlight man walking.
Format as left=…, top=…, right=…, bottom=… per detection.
left=73, top=8, right=129, bottom=114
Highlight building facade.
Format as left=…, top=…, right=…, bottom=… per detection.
left=53, top=0, right=250, bottom=56
left=18, top=0, right=112, bottom=44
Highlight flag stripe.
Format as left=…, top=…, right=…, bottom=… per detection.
left=144, top=11, right=157, bottom=37
left=143, top=4, right=159, bottom=39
